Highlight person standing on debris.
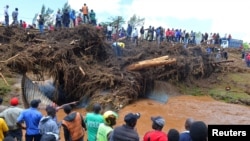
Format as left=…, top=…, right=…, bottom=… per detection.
left=4, top=5, right=9, bottom=26
left=89, top=9, right=96, bottom=26
left=143, top=116, right=168, bottom=141
left=110, top=113, right=140, bottom=141
left=76, top=13, right=83, bottom=26
left=82, top=3, right=89, bottom=23
left=17, top=99, right=43, bottom=141
left=55, top=10, right=62, bottom=30
left=107, top=24, right=113, bottom=41
left=246, top=53, right=250, bottom=67
left=62, top=9, right=70, bottom=28
left=112, top=41, right=125, bottom=57
left=140, top=26, right=144, bottom=42
left=0, top=97, right=24, bottom=141
left=62, top=105, right=86, bottom=141
left=11, top=8, right=18, bottom=26
left=37, top=14, right=45, bottom=34
left=215, top=49, right=221, bottom=62
left=69, top=10, right=76, bottom=28
left=126, top=24, right=132, bottom=41
left=84, top=103, right=104, bottom=141
left=96, top=110, right=118, bottom=141
left=132, top=28, right=139, bottom=46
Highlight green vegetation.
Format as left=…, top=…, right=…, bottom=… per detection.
left=0, top=77, right=14, bottom=96
left=178, top=73, right=250, bottom=106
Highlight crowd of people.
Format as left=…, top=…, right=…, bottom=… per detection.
left=2, top=3, right=98, bottom=33
left=0, top=97, right=208, bottom=141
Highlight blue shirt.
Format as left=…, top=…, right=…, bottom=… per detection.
left=17, top=107, right=43, bottom=135
left=179, top=131, right=192, bottom=141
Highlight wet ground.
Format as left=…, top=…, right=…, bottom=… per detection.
left=53, top=95, right=250, bottom=140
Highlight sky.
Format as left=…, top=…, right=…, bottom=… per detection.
left=0, top=0, right=249, bottom=42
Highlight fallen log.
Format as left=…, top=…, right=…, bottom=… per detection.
left=126, top=56, right=176, bottom=71
left=214, top=60, right=234, bottom=64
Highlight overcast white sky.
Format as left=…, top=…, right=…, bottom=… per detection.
left=0, top=0, right=248, bottom=42
left=69, top=0, right=249, bottom=42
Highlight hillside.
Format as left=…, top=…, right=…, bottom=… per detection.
left=0, top=25, right=249, bottom=110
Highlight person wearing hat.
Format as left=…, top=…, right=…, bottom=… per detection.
left=84, top=103, right=104, bottom=141
left=143, top=116, right=168, bottom=141
left=96, top=110, right=118, bottom=141
left=17, top=99, right=43, bottom=141
left=61, top=105, right=86, bottom=141
left=0, top=97, right=23, bottom=141
left=110, top=113, right=140, bottom=141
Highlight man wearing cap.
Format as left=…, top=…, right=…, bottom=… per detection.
left=84, top=103, right=104, bottom=141
left=17, top=99, right=43, bottom=141
left=110, top=113, right=140, bottom=141
left=0, top=97, right=23, bottom=141
left=143, top=116, right=168, bottom=141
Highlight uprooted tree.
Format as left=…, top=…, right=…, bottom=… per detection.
left=0, top=25, right=246, bottom=111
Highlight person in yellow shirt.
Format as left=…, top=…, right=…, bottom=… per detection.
left=0, top=118, right=9, bottom=141
left=82, top=3, right=89, bottom=23
left=112, top=42, right=125, bottom=57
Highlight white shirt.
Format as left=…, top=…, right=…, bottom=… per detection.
left=4, top=7, right=8, bottom=16
left=107, top=25, right=112, bottom=32
left=133, top=29, right=138, bottom=37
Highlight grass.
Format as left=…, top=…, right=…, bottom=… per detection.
left=177, top=72, right=250, bottom=106
left=0, top=74, right=16, bottom=103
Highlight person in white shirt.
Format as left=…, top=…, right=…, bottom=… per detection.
left=107, top=24, right=113, bottom=41
left=4, top=5, right=9, bottom=26
left=132, top=28, right=139, bottom=46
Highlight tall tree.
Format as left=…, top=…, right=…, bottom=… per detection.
left=32, top=13, right=38, bottom=25
left=127, top=14, right=145, bottom=28
left=108, top=16, right=126, bottom=29
left=34, top=4, right=54, bottom=26
left=61, top=2, right=71, bottom=13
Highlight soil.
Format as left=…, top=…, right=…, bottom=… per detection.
left=0, top=25, right=249, bottom=111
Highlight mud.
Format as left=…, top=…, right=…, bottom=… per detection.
left=44, top=95, right=250, bottom=140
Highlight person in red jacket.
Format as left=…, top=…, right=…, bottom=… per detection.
left=22, top=21, right=26, bottom=29
left=143, top=116, right=168, bottom=141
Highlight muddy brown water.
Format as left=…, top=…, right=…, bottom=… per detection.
left=40, top=95, right=250, bottom=140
